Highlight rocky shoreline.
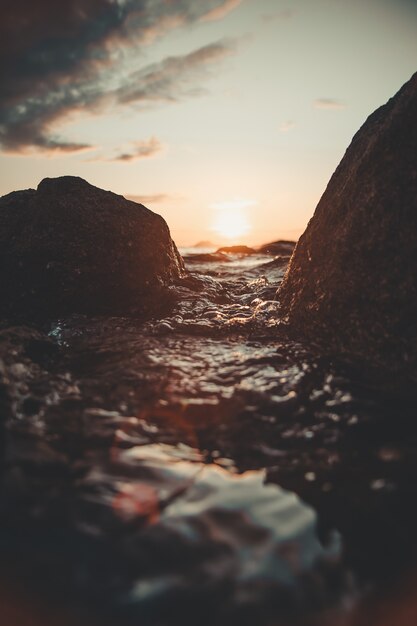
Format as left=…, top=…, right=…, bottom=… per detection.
left=278, top=72, right=417, bottom=379
left=1, top=74, right=417, bottom=626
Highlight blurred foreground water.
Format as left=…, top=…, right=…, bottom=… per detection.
left=1, top=247, right=417, bottom=625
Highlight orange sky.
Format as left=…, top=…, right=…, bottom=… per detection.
left=1, top=0, right=416, bottom=246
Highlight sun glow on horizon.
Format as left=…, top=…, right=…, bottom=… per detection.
left=210, top=198, right=255, bottom=240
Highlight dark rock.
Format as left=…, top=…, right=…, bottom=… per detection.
left=183, top=252, right=230, bottom=263
left=277, top=72, right=417, bottom=375
left=257, top=240, right=296, bottom=256
left=215, top=245, right=256, bottom=255
left=0, top=326, right=60, bottom=408
left=0, top=176, right=185, bottom=317
left=0, top=361, right=7, bottom=466
left=24, top=337, right=59, bottom=368
left=0, top=358, right=10, bottom=421
left=259, top=255, right=292, bottom=268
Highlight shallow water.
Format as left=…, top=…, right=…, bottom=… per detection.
left=1, top=246, right=417, bottom=625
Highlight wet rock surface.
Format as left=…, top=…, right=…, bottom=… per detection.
left=278, top=73, right=417, bottom=375
left=216, top=245, right=257, bottom=255
left=257, top=240, right=296, bottom=256
left=0, top=176, right=184, bottom=318
left=1, top=248, right=417, bottom=625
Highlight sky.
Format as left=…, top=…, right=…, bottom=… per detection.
left=0, top=0, right=416, bottom=246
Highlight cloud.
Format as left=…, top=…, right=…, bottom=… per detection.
left=201, top=0, right=242, bottom=22
left=279, top=120, right=296, bottom=132
left=107, top=136, right=165, bottom=162
left=0, top=0, right=240, bottom=154
left=127, top=193, right=186, bottom=205
left=313, top=98, right=346, bottom=110
left=114, top=41, right=235, bottom=105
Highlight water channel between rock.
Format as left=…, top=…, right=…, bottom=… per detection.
left=1, top=248, right=417, bottom=625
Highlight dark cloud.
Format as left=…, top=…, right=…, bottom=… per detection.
left=0, top=0, right=239, bottom=154
left=383, top=0, right=417, bottom=12
left=201, top=0, right=242, bottom=22
left=313, top=98, right=346, bottom=110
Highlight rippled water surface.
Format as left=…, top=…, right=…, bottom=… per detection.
left=1, top=247, right=417, bottom=625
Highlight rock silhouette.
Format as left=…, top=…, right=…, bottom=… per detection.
left=257, top=240, right=296, bottom=256
left=0, top=176, right=184, bottom=317
left=277, top=72, right=417, bottom=375
left=216, top=245, right=256, bottom=255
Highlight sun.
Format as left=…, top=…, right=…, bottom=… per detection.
left=212, top=211, right=251, bottom=239
left=210, top=198, right=255, bottom=240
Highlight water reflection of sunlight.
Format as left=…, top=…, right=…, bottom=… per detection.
left=210, top=198, right=255, bottom=240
